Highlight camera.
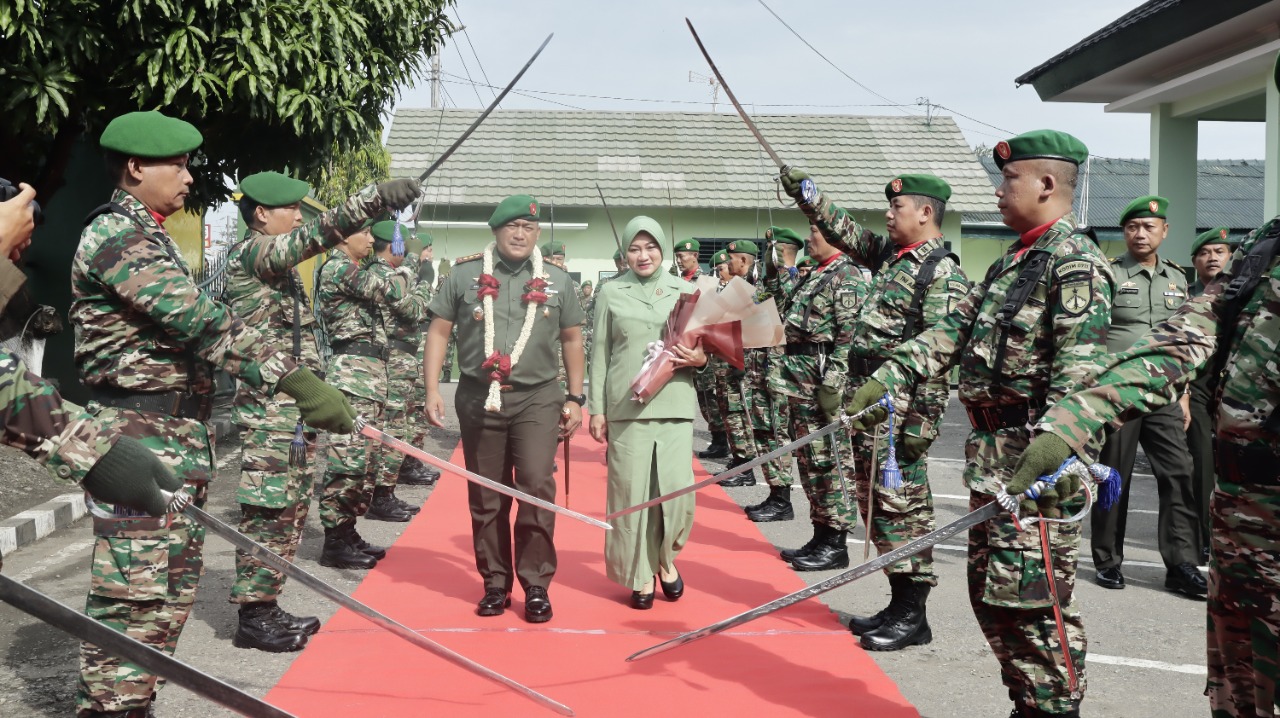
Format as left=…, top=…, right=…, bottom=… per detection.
left=0, top=177, right=44, bottom=225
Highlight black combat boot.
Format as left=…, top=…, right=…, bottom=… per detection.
left=780, top=523, right=824, bottom=562
left=350, top=524, right=387, bottom=560
left=789, top=525, right=849, bottom=571
left=859, top=578, right=932, bottom=651
left=398, top=456, right=440, bottom=486
left=267, top=601, right=321, bottom=636
left=848, top=575, right=907, bottom=636
left=233, top=601, right=307, bottom=652
left=718, top=456, right=757, bottom=487
left=745, top=485, right=794, bottom=522
left=389, top=487, right=421, bottom=515
left=368, top=486, right=412, bottom=522
left=82, top=708, right=151, bottom=718
left=320, top=524, right=377, bottom=569
left=697, top=432, right=728, bottom=459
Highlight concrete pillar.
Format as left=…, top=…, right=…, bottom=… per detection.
left=1266, top=70, right=1280, bottom=220
left=1149, top=103, right=1199, bottom=263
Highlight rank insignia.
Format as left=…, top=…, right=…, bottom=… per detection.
left=1148, top=200, right=1159, bottom=213
left=891, top=178, right=903, bottom=193
left=995, top=141, right=1011, bottom=160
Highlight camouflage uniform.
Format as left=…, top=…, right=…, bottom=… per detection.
left=749, top=264, right=800, bottom=488
left=371, top=253, right=433, bottom=489
left=1035, top=217, right=1280, bottom=718
left=315, top=251, right=412, bottom=528
left=865, top=209, right=1114, bottom=714
left=71, top=190, right=298, bottom=715
left=713, top=276, right=754, bottom=465
left=223, top=185, right=383, bottom=604
left=802, top=194, right=969, bottom=583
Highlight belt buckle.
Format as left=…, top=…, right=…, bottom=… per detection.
left=168, top=392, right=184, bottom=416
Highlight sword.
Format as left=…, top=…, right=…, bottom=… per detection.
left=563, top=438, right=571, bottom=509
left=627, top=460, right=1101, bottom=662
left=594, top=182, right=624, bottom=256
left=144, top=493, right=576, bottom=717
left=357, top=418, right=611, bottom=531
left=0, top=574, right=296, bottom=718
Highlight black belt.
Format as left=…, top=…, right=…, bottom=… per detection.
left=850, top=356, right=885, bottom=376
left=965, top=401, right=1041, bottom=432
left=1215, top=441, right=1280, bottom=486
left=784, top=342, right=834, bottom=356
left=90, top=388, right=214, bottom=421
left=387, top=338, right=418, bottom=356
left=331, top=340, right=389, bottom=361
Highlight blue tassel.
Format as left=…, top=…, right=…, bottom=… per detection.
left=1090, top=463, right=1122, bottom=512
left=880, top=397, right=903, bottom=490
left=391, top=223, right=405, bottom=257
left=288, top=421, right=307, bottom=468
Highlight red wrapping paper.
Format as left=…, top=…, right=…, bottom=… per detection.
left=629, top=289, right=753, bottom=403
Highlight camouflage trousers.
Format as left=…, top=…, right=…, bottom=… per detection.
left=714, top=367, right=752, bottom=462
left=440, top=332, right=456, bottom=382
left=787, top=396, right=857, bottom=530
left=1205, top=480, right=1280, bottom=718
left=694, top=366, right=723, bottom=433
left=745, top=349, right=792, bottom=487
left=852, top=430, right=935, bottom=583
left=964, top=429, right=1087, bottom=714
left=230, top=428, right=316, bottom=604
left=321, top=395, right=384, bottom=528
left=380, top=350, right=424, bottom=489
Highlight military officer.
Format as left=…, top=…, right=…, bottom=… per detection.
left=673, top=238, right=702, bottom=282
left=541, top=239, right=567, bottom=264
left=843, top=130, right=1112, bottom=717
left=1087, top=196, right=1205, bottom=597
left=714, top=240, right=761, bottom=487
left=398, top=234, right=445, bottom=487
left=796, top=256, right=815, bottom=279
left=423, top=194, right=585, bottom=623
left=72, top=111, right=371, bottom=718
left=223, top=170, right=398, bottom=652
left=787, top=172, right=969, bottom=649
left=697, top=249, right=732, bottom=460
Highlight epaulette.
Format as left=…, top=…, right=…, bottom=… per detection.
left=1163, top=258, right=1183, bottom=271
left=453, top=252, right=483, bottom=265
left=543, top=256, right=566, bottom=271
left=1109, top=255, right=1122, bottom=263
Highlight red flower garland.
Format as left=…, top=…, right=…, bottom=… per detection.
left=481, top=351, right=512, bottom=383
left=476, top=273, right=501, bottom=300
left=522, top=276, right=550, bottom=305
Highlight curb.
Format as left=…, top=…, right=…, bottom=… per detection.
left=0, top=492, right=88, bottom=558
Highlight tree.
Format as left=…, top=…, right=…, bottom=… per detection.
left=305, top=126, right=391, bottom=209
left=0, top=0, right=452, bottom=208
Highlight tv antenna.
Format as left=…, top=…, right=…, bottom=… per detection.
left=689, top=70, right=722, bottom=111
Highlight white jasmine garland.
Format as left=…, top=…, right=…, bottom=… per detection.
left=482, top=241, right=544, bottom=411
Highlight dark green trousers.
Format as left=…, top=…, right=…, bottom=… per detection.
left=1186, top=384, right=1215, bottom=553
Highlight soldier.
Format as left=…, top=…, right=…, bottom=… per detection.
left=743, top=226, right=805, bottom=522
left=223, top=171, right=398, bottom=653
left=755, top=218, right=864, bottom=570
left=541, top=239, right=567, bottom=264
left=72, top=111, right=374, bottom=718
left=789, top=173, right=969, bottom=649
left=842, top=130, right=1112, bottom=717
left=367, top=220, right=435, bottom=520
left=796, top=256, right=815, bottom=279
left=673, top=238, right=703, bottom=282
left=399, top=235, right=444, bottom=487
left=715, top=240, right=761, bottom=487
left=423, top=194, right=585, bottom=623
left=1086, top=196, right=1204, bottom=597
left=697, top=249, right=732, bottom=460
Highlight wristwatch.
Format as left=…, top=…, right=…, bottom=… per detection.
left=565, top=393, right=586, bottom=406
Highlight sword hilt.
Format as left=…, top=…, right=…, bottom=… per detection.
left=999, top=458, right=1097, bottom=529
left=160, top=489, right=193, bottom=515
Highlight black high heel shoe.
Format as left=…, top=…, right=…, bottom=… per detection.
left=659, top=570, right=684, bottom=601
left=630, top=584, right=655, bottom=610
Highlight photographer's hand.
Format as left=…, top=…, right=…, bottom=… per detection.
left=0, top=183, right=37, bottom=261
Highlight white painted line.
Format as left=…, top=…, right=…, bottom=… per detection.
left=9, top=539, right=96, bottom=582
left=1089, top=653, right=1206, bottom=675
left=0, top=526, right=15, bottom=556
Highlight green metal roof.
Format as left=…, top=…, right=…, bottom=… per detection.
left=386, top=109, right=996, bottom=213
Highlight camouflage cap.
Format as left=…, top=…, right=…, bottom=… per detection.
left=885, top=174, right=952, bottom=203
left=766, top=226, right=804, bottom=247
left=1119, top=195, right=1169, bottom=226
left=540, top=240, right=566, bottom=256
left=727, top=239, right=759, bottom=255
left=674, top=238, right=701, bottom=253
left=711, top=250, right=729, bottom=266
left=992, top=129, right=1088, bottom=170
left=239, top=171, right=309, bottom=207
left=488, top=194, right=540, bottom=228
left=100, top=111, right=203, bottom=158
left=1191, top=226, right=1232, bottom=255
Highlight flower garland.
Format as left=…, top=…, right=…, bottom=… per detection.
left=480, top=242, right=546, bottom=411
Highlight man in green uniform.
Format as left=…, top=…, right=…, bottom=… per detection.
left=1088, top=196, right=1205, bottom=597
left=224, top=170, right=397, bottom=652
left=424, top=195, right=585, bottom=623
left=697, top=249, right=731, bottom=460
left=1186, top=226, right=1232, bottom=565
left=715, top=240, right=761, bottom=487
left=743, top=226, right=804, bottom=522
left=843, top=130, right=1112, bottom=717
left=399, top=235, right=444, bottom=487
left=673, top=238, right=702, bottom=283
left=541, top=239, right=567, bottom=264
left=73, top=111, right=369, bottom=717
left=796, top=256, right=814, bottom=279
left=790, top=173, right=969, bottom=649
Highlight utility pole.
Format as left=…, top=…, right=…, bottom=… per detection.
left=431, top=54, right=442, bottom=109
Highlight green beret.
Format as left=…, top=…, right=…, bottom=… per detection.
left=797, top=257, right=815, bottom=269
left=581, top=280, right=593, bottom=288
left=419, top=232, right=433, bottom=248
left=540, top=240, right=566, bottom=256
left=726, top=239, right=759, bottom=255
left=622, top=216, right=666, bottom=256
left=674, top=238, right=701, bottom=253
left=1119, top=195, right=1169, bottom=226
left=239, top=171, right=310, bottom=207
left=100, top=111, right=203, bottom=158
left=372, top=220, right=403, bottom=243
left=766, top=226, right=804, bottom=247
left=711, top=250, right=729, bottom=266
left=885, top=174, right=951, bottom=203
left=1191, top=227, right=1232, bottom=255
left=488, top=194, right=540, bottom=228
left=992, top=129, right=1088, bottom=170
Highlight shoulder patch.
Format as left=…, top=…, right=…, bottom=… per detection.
left=1058, top=275, right=1093, bottom=317
left=453, top=253, right=483, bottom=265
left=947, top=279, right=969, bottom=295
left=1055, top=260, right=1093, bottom=279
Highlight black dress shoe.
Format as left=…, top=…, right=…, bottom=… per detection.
left=630, top=589, right=655, bottom=610
left=525, top=586, right=553, bottom=623
left=659, top=572, right=684, bottom=600
left=476, top=588, right=511, bottom=617
left=1094, top=566, right=1125, bottom=589
left=1165, top=562, right=1208, bottom=599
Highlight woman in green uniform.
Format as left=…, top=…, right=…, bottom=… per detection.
left=588, top=216, right=706, bottom=609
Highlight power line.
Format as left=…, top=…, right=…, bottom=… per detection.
left=453, top=8, right=496, bottom=101
left=451, top=41, right=486, bottom=107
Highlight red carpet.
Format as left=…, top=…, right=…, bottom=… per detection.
left=267, top=431, right=918, bottom=718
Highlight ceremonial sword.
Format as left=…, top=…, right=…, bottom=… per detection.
left=627, top=460, right=1105, bottom=662
left=357, top=418, right=610, bottom=530
left=594, top=182, right=624, bottom=255
left=0, top=574, right=295, bottom=718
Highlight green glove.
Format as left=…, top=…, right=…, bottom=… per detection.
left=403, top=235, right=426, bottom=257
left=779, top=167, right=810, bottom=200
left=1006, top=433, right=1077, bottom=516
left=844, top=378, right=888, bottom=431
left=278, top=368, right=357, bottom=433
left=81, top=437, right=184, bottom=517
left=816, top=385, right=842, bottom=423
left=376, top=179, right=422, bottom=211
left=898, top=435, right=932, bottom=465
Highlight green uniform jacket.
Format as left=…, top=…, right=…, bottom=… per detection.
left=1107, top=253, right=1188, bottom=353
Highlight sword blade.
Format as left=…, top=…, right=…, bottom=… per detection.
left=0, top=574, right=296, bottom=718
left=686, top=19, right=786, bottom=169
left=594, top=182, right=624, bottom=255
left=627, top=501, right=1004, bottom=662
left=563, top=438, right=571, bottom=509
left=417, top=33, right=553, bottom=183
left=359, top=420, right=611, bottom=531
left=181, top=503, right=575, bottom=717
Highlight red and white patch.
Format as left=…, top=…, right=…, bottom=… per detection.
left=1148, top=200, right=1159, bottom=214
left=529, top=202, right=537, bottom=215
left=890, top=178, right=903, bottom=193
left=995, top=141, right=1011, bottom=160
left=728, top=242, right=737, bottom=251
left=1220, top=228, right=1228, bottom=240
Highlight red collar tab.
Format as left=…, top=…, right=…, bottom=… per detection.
left=894, top=238, right=929, bottom=261
left=148, top=209, right=169, bottom=225
left=682, top=268, right=696, bottom=280
left=1019, top=218, right=1060, bottom=247
left=816, top=252, right=841, bottom=270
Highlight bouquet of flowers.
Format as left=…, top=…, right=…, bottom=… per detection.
left=630, top=276, right=785, bottom=403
